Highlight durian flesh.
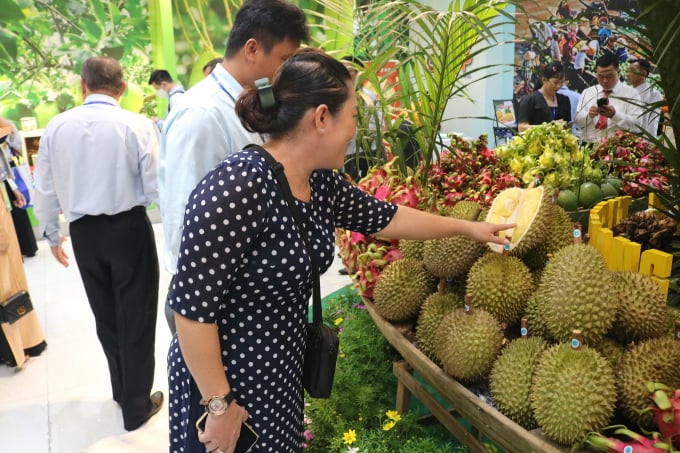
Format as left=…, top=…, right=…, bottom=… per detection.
left=486, top=186, right=548, bottom=254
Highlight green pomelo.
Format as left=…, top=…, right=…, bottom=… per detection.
left=600, top=182, right=618, bottom=199
left=556, top=189, right=578, bottom=212
left=578, top=182, right=603, bottom=209
left=606, top=177, right=623, bottom=192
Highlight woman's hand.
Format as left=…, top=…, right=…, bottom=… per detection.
left=198, top=403, right=250, bottom=453
left=468, top=221, right=515, bottom=246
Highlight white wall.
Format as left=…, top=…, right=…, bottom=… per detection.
left=419, top=1, right=517, bottom=143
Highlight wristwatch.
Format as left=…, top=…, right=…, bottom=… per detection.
left=201, top=390, right=235, bottom=416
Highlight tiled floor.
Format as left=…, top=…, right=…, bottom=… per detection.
left=0, top=219, right=352, bottom=452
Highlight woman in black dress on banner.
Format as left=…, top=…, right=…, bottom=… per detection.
left=517, top=62, right=572, bottom=133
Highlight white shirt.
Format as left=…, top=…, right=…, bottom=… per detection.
left=155, top=84, right=185, bottom=131
left=159, top=63, right=263, bottom=273
left=634, top=81, right=663, bottom=138
left=33, top=94, right=160, bottom=246
left=574, top=81, right=643, bottom=143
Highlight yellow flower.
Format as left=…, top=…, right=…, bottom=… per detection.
left=335, top=317, right=344, bottom=326
left=383, top=421, right=396, bottom=431
left=385, top=410, right=401, bottom=421
left=343, top=429, right=357, bottom=445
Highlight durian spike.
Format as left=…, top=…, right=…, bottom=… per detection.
left=570, top=329, right=583, bottom=351
left=464, top=294, right=473, bottom=315
left=675, top=320, right=680, bottom=341
left=572, top=223, right=583, bottom=244
left=520, top=318, right=528, bottom=337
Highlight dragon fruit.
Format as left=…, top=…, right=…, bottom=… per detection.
left=582, top=427, right=672, bottom=453
left=640, top=383, right=680, bottom=448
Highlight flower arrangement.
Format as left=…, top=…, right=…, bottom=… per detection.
left=495, top=122, right=602, bottom=189
left=590, top=130, right=669, bottom=198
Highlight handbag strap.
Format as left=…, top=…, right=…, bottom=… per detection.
left=246, top=144, right=323, bottom=324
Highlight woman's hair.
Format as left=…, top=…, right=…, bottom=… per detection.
left=236, top=47, right=352, bottom=138
left=541, top=61, right=564, bottom=80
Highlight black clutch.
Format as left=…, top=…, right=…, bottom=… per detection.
left=0, top=290, right=33, bottom=324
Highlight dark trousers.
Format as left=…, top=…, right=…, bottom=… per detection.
left=4, top=181, right=38, bottom=257
left=69, top=207, right=159, bottom=428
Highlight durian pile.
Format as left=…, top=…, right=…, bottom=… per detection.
left=370, top=185, right=680, bottom=448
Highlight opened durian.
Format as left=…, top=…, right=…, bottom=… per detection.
left=485, top=186, right=550, bottom=255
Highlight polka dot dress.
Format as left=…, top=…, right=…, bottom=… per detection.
left=167, top=149, right=397, bottom=452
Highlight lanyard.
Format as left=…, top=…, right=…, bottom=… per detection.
left=211, top=72, right=265, bottom=143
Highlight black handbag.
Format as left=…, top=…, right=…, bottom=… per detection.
left=248, top=144, right=339, bottom=398
left=0, top=290, right=33, bottom=324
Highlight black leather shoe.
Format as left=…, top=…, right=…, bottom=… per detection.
left=124, top=391, right=164, bottom=431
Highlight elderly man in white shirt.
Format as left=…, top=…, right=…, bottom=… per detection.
left=626, top=58, right=663, bottom=138
left=575, top=53, right=643, bottom=144
left=32, top=56, right=163, bottom=431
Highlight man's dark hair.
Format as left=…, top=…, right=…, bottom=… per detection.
left=202, top=58, right=223, bottom=74
left=595, top=52, right=619, bottom=70
left=148, top=69, right=174, bottom=85
left=82, top=56, right=124, bottom=94
left=225, top=0, right=309, bottom=58
left=630, top=58, right=652, bottom=75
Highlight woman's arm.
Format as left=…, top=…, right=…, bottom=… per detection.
left=375, top=205, right=513, bottom=245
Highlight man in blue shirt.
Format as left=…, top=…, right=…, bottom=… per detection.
left=159, top=0, right=309, bottom=333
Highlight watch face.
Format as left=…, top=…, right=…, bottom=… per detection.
left=208, top=397, right=227, bottom=414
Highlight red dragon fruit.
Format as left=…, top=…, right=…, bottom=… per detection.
left=582, top=427, right=672, bottom=452
left=640, top=383, right=680, bottom=448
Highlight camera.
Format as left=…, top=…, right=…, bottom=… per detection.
left=597, top=97, right=609, bottom=108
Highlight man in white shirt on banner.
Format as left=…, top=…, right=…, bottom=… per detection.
left=574, top=53, right=643, bottom=144
left=626, top=58, right=663, bottom=138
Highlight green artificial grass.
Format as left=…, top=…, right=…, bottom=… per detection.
left=303, top=285, right=469, bottom=452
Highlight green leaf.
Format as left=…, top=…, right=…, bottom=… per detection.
left=0, top=27, right=18, bottom=61
left=0, top=0, right=25, bottom=24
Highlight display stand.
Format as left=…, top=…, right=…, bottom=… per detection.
left=363, top=299, right=578, bottom=453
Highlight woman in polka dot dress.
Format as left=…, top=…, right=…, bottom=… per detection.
left=167, top=48, right=513, bottom=453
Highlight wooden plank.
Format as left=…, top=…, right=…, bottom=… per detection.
left=365, top=300, right=571, bottom=453
left=393, top=361, right=489, bottom=453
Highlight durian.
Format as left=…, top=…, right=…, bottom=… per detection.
left=434, top=304, right=504, bottom=382
left=531, top=341, right=616, bottom=446
left=399, top=239, right=425, bottom=261
left=422, top=203, right=486, bottom=278
left=485, top=186, right=550, bottom=255
left=466, top=253, right=534, bottom=325
left=520, top=203, right=575, bottom=272
left=373, top=258, right=436, bottom=322
left=609, top=271, right=668, bottom=343
left=415, top=288, right=463, bottom=362
left=538, top=244, right=616, bottom=344
left=490, top=336, right=548, bottom=429
left=616, top=337, right=680, bottom=428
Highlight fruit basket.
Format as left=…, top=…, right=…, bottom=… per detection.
left=363, top=298, right=578, bottom=453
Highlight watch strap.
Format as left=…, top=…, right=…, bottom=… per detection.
left=200, top=390, right=235, bottom=407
